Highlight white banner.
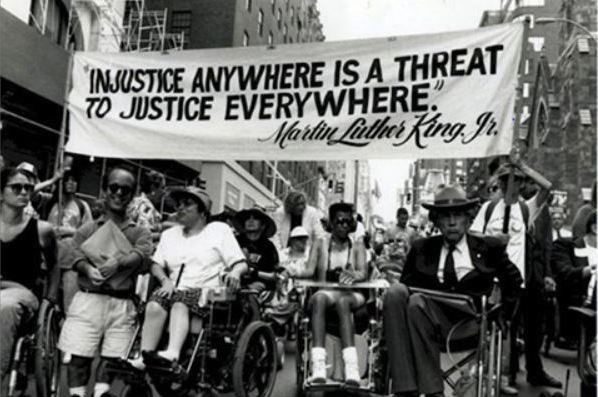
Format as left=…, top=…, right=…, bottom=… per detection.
left=66, top=22, right=523, bottom=160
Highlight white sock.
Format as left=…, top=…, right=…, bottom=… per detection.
left=69, top=386, right=87, bottom=397
left=158, top=349, right=179, bottom=361
left=93, top=382, right=110, bottom=397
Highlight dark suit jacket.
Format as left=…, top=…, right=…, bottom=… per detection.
left=400, top=234, right=523, bottom=310
left=551, top=237, right=591, bottom=306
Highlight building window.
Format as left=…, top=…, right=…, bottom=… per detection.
left=268, top=31, right=273, bottom=45
left=246, top=0, right=252, bottom=12
left=271, top=0, right=276, bottom=13
left=290, top=7, right=294, bottom=24
left=171, top=10, right=192, bottom=47
left=243, top=31, right=250, bottom=46
left=30, top=0, right=68, bottom=46
left=578, top=38, right=590, bottom=53
left=258, top=9, right=264, bottom=36
left=523, top=83, right=530, bottom=98
left=277, top=8, right=282, bottom=29
left=524, top=60, right=530, bottom=75
left=285, top=0, right=290, bottom=11
left=579, top=109, right=593, bottom=126
left=283, top=24, right=288, bottom=42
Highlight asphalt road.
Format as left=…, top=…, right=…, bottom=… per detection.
left=26, top=339, right=583, bottom=397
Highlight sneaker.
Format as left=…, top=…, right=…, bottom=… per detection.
left=309, top=347, right=327, bottom=383
left=128, top=356, right=146, bottom=371
left=500, top=375, right=518, bottom=395
left=342, top=347, right=360, bottom=386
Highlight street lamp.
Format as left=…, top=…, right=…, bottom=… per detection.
left=535, top=17, right=596, bottom=43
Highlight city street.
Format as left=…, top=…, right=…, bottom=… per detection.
left=24, top=340, right=583, bottom=397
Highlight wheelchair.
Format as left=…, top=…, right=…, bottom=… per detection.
left=408, top=287, right=504, bottom=397
left=570, top=304, right=596, bottom=397
left=5, top=294, right=63, bottom=397
left=293, top=279, right=390, bottom=396
left=108, top=284, right=278, bottom=397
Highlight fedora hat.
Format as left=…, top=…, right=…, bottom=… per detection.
left=235, top=206, right=277, bottom=238
left=169, top=186, right=212, bottom=213
left=421, top=185, right=479, bottom=211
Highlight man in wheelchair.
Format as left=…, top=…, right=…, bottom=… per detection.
left=1, top=167, right=60, bottom=393
left=383, top=185, right=523, bottom=397
left=128, top=186, right=247, bottom=370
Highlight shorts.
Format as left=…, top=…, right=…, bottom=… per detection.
left=148, top=288, right=209, bottom=317
left=311, top=289, right=366, bottom=307
left=58, top=291, right=136, bottom=358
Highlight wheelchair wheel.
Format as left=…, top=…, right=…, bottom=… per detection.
left=232, top=321, right=277, bottom=397
left=295, top=320, right=306, bottom=397
left=34, top=300, right=62, bottom=397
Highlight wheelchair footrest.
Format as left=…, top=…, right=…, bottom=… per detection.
left=142, top=351, right=187, bottom=380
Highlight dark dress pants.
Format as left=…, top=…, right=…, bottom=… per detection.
left=384, top=283, right=478, bottom=395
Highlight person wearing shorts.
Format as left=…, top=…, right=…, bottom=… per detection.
left=128, top=186, right=247, bottom=370
left=57, top=166, right=152, bottom=397
left=305, top=202, right=367, bottom=385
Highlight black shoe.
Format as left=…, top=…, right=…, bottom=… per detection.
left=527, top=372, right=562, bottom=388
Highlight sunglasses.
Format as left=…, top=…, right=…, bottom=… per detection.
left=107, top=183, right=133, bottom=196
left=335, top=218, right=353, bottom=226
left=487, top=185, right=499, bottom=193
left=176, top=198, right=198, bottom=208
left=6, top=183, right=34, bottom=194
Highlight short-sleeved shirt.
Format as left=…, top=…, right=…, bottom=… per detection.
left=279, top=247, right=308, bottom=277
left=48, top=199, right=92, bottom=233
left=71, top=216, right=153, bottom=294
left=470, top=197, right=538, bottom=279
left=152, top=222, right=245, bottom=290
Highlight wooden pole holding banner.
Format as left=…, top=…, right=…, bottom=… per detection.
left=502, top=17, right=531, bottom=233
left=55, top=6, right=75, bottom=226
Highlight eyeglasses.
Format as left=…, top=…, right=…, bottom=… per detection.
left=6, top=183, right=34, bottom=194
left=107, top=183, right=133, bottom=196
left=176, top=198, right=197, bottom=208
left=335, top=218, right=352, bottom=226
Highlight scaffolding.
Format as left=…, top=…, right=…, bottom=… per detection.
left=122, top=0, right=185, bottom=52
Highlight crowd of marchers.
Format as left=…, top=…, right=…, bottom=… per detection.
left=0, top=153, right=595, bottom=397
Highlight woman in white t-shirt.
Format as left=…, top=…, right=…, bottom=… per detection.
left=129, top=187, right=247, bottom=370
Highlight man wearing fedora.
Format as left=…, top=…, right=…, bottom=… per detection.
left=383, top=185, right=522, bottom=397
left=235, top=206, right=280, bottom=293
left=470, top=159, right=561, bottom=389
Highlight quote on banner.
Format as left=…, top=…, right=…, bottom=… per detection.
left=66, top=22, right=523, bottom=160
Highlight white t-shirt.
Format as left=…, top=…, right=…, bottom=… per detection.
left=152, top=222, right=245, bottom=290
left=279, top=247, right=308, bottom=277
left=470, top=198, right=538, bottom=279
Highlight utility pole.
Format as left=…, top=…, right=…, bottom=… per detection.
left=353, top=160, right=359, bottom=206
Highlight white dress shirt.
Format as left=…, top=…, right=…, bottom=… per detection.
left=437, top=236, right=474, bottom=283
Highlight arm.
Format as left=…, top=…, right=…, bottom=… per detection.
left=38, top=221, right=60, bottom=302
left=517, top=161, right=552, bottom=206
left=349, top=241, right=368, bottom=282
left=297, top=238, right=323, bottom=279
left=34, top=169, right=63, bottom=193
left=551, top=239, right=590, bottom=288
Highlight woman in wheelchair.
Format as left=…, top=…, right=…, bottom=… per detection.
left=128, top=186, right=248, bottom=370
left=305, top=202, right=367, bottom=385
left=1, top=167, right=60, bottom=389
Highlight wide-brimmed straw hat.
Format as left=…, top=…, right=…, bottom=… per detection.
left=169, top=186, right=212, bottom=213
left=421, top=185, right=479, bottom=211
left=234, top=206, right=277, bottom=238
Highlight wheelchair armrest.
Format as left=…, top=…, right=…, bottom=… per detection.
left=569, top=306, right=596, bottom=321
left=408, top=287, right=476, bottom=307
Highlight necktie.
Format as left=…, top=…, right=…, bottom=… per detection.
left=557, top=229, right=562, bottom=239
left=443, top=245, right=458, bottom=289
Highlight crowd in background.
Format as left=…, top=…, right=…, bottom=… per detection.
left=1, top=154, right=596, bottom=397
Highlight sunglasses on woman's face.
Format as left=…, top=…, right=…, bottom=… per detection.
left=335, top=218, right=352, bottom=226
left=6, top=183, right=34, bottom=194
left=107, top=183, right=133, bottom=196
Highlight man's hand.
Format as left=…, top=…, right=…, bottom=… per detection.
left=99, top=257, right=120, bottom=279
left=156, top=278, right=175, bottom=298
left=85, top=264, right=106, bottom=286
left=544, top=276, right=556, bottom=293
left=224, top=268, right=242, bottom=290
left=582, top=264, right=597, bottom=278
